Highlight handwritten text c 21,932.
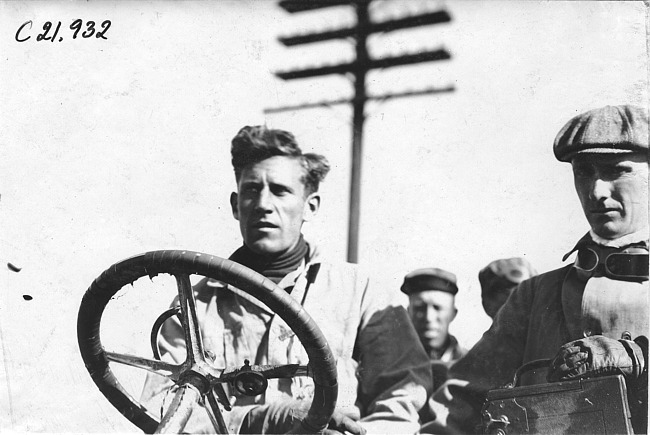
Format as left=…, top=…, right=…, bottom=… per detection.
left=15, top=20, right=112, bottom=42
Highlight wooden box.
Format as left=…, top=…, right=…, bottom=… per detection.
left=481, top=375, right=633, bottom=434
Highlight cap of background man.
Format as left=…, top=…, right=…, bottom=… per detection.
left=553, top=105, right=649, bottom=162
left=479, top=258, right=537, bottom=319
left=401, top=268, right=458, bottom=295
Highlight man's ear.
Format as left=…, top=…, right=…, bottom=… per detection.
left=302, top=192, right=321, bottom=222
left=451, top=306, right=458, bottom=321
left=230, top=192, right=239, bottom=220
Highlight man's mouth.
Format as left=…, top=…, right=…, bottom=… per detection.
left=422, top=330, right=440, bottom=339
left=252, top=221, right=278, bottom=229
left=590, top=208, right=620, bottom=215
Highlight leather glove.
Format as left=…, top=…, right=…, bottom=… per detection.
left=547, top=335, right=645, bottom=383
left=244, top=399, right=366, bottom=434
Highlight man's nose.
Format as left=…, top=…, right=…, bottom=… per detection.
left=590, top=177, right=611, bottom=201
left=424, top=306, right=439, bottom=322
left=255, top=188, right=273, bottom=211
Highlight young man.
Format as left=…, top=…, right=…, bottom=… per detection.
left=425, top=105, right=648, bottom=433
left=141, top=126, right=431, bottom=434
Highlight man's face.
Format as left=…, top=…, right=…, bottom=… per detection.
left=408, top=290, right=457, bottom=352
left=572, top=154, right=649, bottom=240
left=231, top=156, right=320, bottom=257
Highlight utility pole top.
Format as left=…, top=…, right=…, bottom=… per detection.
left=279, top=10, right=451, bottom=46
left=268, top=0, right=454, bottom=263
left=279, top=0, right=364, bottom=13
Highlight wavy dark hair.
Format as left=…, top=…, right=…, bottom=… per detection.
left=231, top=125, right=330, bottom=195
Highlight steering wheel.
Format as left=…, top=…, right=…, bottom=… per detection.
left=77, top=250, right=338, bottom=434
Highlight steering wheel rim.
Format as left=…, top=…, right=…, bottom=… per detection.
left=77, top=250, right=338, bottom=433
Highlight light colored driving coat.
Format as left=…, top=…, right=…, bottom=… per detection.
left=141, top=245, right=431, bottom=434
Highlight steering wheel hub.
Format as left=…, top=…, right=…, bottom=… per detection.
left=233, top=360, right=269, bottom=397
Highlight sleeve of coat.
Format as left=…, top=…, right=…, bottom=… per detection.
left=353, top=270, right=433, bottom=433
left=425, top=278, right=536, bottom=433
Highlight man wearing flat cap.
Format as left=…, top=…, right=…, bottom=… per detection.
left=479, top=257, right=537, bottom=319
left=402, top=268, right=467, bottom=394
left=402, top=268, right=467, bottom=424
left=402, top=268, right=466, bottom=367
left=423, top=105, right=648, bottom=434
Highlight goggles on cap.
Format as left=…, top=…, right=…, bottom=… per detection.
left=575, top=246, right=648, bottom=281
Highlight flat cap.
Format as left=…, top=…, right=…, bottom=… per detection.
left=401, top=268, right=458, bottom=296
left=479, top=258, right=536, bottom=295
left=553, top=105, right=649, bottom=162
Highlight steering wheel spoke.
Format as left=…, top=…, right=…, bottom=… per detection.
left=174, top=273, right=207, bottom=367
left=255, top=363, right=311, bottom=379
left=155, top=383, right=203, bottom=434
left=203, top=386, right=230, bottom=433
left=218, top=363, right=311, bottom=384
left=105, top=351, right=183, bottom=381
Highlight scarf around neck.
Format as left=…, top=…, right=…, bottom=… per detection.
left=229, top=235, right=309, bottom=284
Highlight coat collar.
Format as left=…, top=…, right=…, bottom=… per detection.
left=562, top=231, right=649, bottom=262
left=211, top=240, right=323, bottom=313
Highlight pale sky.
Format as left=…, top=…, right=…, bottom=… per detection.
left=0, top=1, right=647, bottom=431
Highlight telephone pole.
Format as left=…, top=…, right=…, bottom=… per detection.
left=266, top=0, right=454, bottom=263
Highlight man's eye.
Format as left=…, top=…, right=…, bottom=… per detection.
left=243, top=186, right=260, bottom=194
left=595, top=165, right=630, bottom=180
left=610, top=165, right=632, bottom=175
left=573, top=167, right=592, bottom=177
left=272, top=187, right=290, bottom=195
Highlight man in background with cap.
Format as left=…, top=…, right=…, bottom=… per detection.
left=402, top=268, right=467, bottom=424
left=402, top=269, right=467, bottom=390
left=478, top=257, right=537, bottom=320
left=424, top=105, right=648, bottom=434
